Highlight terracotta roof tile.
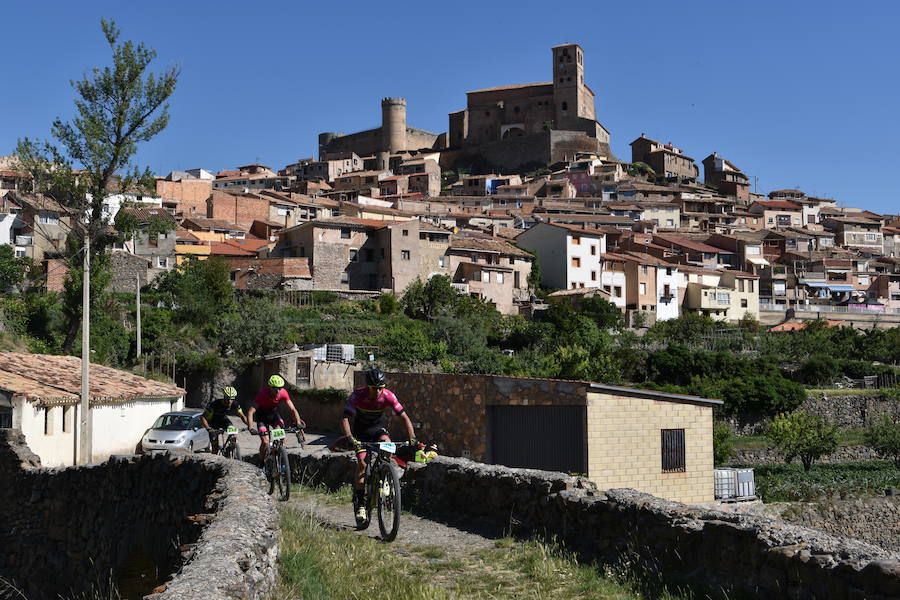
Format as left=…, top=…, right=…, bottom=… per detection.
left=0, top=352, right=184, bottom=405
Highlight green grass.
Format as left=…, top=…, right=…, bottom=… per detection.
left=751, top=461, right=900, bottom=502
left=277, top=491, right=692, bottom=600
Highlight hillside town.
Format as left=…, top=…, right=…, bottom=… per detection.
left=5, top=44, right=899, bottom=329
left=2, top=44, right=898, bottom=328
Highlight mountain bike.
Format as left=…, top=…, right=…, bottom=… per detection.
left=355, top=440, right=411, bottom=542
left=209, top=425, right=243, bottom=460
left=251, top=426, right=303, bottom=501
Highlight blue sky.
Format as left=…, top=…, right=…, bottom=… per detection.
left=2, top=1, right=897, bottom=213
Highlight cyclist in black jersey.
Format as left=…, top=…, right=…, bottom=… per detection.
left=201, top=386, right=248, bottom=453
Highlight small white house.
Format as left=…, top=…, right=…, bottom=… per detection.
left=0, top=352, right=184, bottom=466
left=516, top=222, right=608, bottom=290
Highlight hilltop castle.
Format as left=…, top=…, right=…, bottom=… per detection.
left=316, top=44, right=612, bottom=172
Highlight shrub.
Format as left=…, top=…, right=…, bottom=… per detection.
left=767, top=411, right=838, bottom=471
left=377, top=293, right=400, bottom=315
left=713, top=422, right=734, bottom=466
left=797, top=353, right=841, bottom=385
left=864, top=415, right=900, bottom=468
left=295, top=387, right=346, bottom=405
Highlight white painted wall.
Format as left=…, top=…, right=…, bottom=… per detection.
left=566, top=233, right=606, bottom=290
left=0, top=212, right=22, bottom=245
left=599, top=270, right=627, bottom=307
left=10, top=396, right=182, bottom=467
left=91, top=398, right=183, bottom=460
left=656, top=265, right=680, bottom=321
left=516, top=224, right=568, bottom=289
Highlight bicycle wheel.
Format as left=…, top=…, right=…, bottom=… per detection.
left=277, top=444, right=291, bottom=501
left=376, top=460, right=402, bottom=541
left=232, top=442, right=242, bottom=461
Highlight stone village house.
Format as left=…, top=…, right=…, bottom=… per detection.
left=0, top=352, right=184, bottom=467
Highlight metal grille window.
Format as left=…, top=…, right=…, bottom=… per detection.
left=661, top=429, right=686, bottom=473
left=296, top=358, right=311, bottom=384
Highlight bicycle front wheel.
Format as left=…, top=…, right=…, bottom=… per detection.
left=276, top=444, right=291, bottom=501
left=376, top=460, right=402, bottom=541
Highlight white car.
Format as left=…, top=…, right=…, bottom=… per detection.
left=141, top=410, right=211, bottom=453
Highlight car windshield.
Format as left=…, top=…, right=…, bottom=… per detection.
left=151, top=414, right=194, bottom=430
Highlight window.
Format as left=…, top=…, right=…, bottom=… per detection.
left=276, top=207, right=289, bottom=216
left=666, top=219, right=674, bottom=227
left=497, top=273, right=504, bottom=284
left=738, top=279, right=745, bottom=292
left=401, top=250, right=410, bottom=260
left=157, top=256, right=168, bottom=269
left=748, top=280, right=755, bottom=293
left=340, top=228, right=351, bottom=239
left=571, top=257, right=581, bottom=268
left=665, top=268, right=673, bottom=276
left=482, top=271, right=490, bottom=283
left=419, top=232, right=426, bottom=240
left=613, top=286, right=622, bottom=297
left=62, top=406, right=70, bottom=432
left=340, top=272, right=349, bottom=283
left=44, top=407, right=53, bottom=436
left=438, top=256, right=446, bottom=268
left=39, top=212, right=59, bottom=225
left=590, top=245, right=596, bottom=255
left=14, top=249, right=25, bottom=258
left=591, top=270, right=596, bottom=281
left=639, top=282, right=646, bottom=295
left=561, top=101, right=568, bottom=111
left=571, top=235, right=580, bottom=245
left=402, top=229, right=409, bottom=237
left=603, top=285, right=611, bottom=293
left=741, top=299, right=748, bottom=308
left=0, top=407, right=11, bottom=429
left=641, top=266, right=648, bottom=275
left=661, top=429, right=685, bottom=473
left=349, top=248, right=358, bottom=262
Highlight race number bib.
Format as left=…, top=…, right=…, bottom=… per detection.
left=226, top=426, right=238, bottom=435
left=378, top=442, right=396, bottom=454
left=270, top=428, right=286, bottom=440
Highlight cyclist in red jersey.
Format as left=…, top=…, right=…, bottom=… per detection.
left=339, top=368, right=417, bottom=522
left=247, top=374, right=304, bottom=464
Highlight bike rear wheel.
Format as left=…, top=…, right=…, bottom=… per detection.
left=376, top=461, right=401, bottom=541
left=267, top=451, right=276, bottom=496
left=276, top=444, right=291, bottom=501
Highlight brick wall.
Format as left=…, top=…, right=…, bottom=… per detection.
left=156, top=179, right=211, bottom=216
left=207, top=191, right=269, bottom=224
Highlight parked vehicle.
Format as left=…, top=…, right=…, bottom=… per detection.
left=141, top=411, right=210, bottom=453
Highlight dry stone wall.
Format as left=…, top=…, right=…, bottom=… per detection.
left=732, top=393, right=899, bottom=435
left=730, top=445, right=879, bottom=466
left=0, top=431, right=277, bottom=600
left=772, top=497, right=900, bottom=553
left=288, top=447, right=900, bottom=599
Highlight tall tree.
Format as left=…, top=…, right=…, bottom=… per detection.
left=14, top=18, right=178, bottom=351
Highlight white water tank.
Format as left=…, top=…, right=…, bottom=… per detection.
left=326, top=344, right=355, bottom=362
left=714, top=468, right=757, bottom=501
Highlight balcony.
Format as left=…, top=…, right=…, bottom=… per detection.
left=15, top=235, right=33, bottom=246
left=451, top=283, right=469, bottom=295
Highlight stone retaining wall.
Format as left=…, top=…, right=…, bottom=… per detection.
left=729, top=445, right=879, bottom=466
left=287, top=448, right=900, bottom=599
left=732, top=393, right=899, bottom=435
left=0, top=430, right=278, bottom=600
left=772, top=497, right=900, bottom=553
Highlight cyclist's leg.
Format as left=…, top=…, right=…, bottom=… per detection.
left=257, top=416, right=272, bottom=463
left=210, top=416, right=229, bottom=453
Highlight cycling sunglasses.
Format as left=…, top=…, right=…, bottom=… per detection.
left=367, top=385, right=385, bottom=390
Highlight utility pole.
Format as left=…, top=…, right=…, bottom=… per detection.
left=79, top=234, right=91, bottom=465
left=136, top=273, right=142, bottom=358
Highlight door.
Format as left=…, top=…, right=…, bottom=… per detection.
left=488, top=406, right=586, bottom=474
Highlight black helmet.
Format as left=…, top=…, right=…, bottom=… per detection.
left=365, top=368, right=386, bottom=387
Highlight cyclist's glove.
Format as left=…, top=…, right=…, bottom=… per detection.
left=408, top=438, right=419, bottom=448
left=350, top=437, right=363, bottom=454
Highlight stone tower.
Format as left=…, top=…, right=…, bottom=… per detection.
left=381, top=97, right=407, bottom=154
left=552, top=44, right=593, bottom=127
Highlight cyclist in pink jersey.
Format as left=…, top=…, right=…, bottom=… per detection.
left=247, top=374, right=304, bottom=464
left=339, top=368, right=417, bottom=522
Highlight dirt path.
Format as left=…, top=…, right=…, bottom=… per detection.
left=286, top=487, right=497, bottom=553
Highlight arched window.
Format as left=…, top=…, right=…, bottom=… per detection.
left=561, top=101, right=568, bottom=111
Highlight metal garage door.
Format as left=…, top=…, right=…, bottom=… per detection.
left=488, top=405, right=586, bottom=474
